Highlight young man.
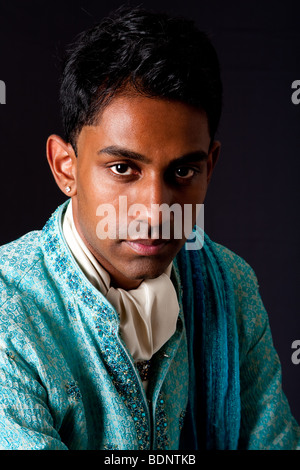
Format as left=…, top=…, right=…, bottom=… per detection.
left=0, top=7, right=299, bottom=450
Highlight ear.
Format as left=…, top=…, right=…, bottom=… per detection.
left=206, top=140, right=221, bottom=184
left=46, top=134, right=77, bottom=197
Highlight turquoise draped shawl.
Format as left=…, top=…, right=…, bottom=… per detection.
left=175, top=230, right=241, bottom=449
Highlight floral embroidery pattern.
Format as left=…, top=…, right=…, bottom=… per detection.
left=155, top=393, right=170, bottom=449
left=65, top=380, right=81, bottom=402
left=5, top=349, right=15, bottom=360
left=179, top=409, right=186, bottom=430
left=104, top=443, right=119, bottom=450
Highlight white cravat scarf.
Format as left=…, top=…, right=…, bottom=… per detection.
left=62, top=201, right=180, bottom=364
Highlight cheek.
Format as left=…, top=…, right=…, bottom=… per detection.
left=77, top=164, right=118, bottom=208
left=181, top=180, right=208, bottom=206
left=195, top=174, right=209, bottom=202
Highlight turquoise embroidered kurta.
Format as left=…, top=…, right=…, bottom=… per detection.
left=0, top=202, right=299, bottom=450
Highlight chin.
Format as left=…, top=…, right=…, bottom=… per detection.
left=121, top=258, right=171, bottom=281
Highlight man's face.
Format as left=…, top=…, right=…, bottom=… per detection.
left=71, top=94, right=219, bottom=289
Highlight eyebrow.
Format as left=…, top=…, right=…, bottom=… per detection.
left=98, top=146, right=151, bottom=163
left=97, top=145, right=208, bottom=165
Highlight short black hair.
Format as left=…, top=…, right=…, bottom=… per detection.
left=60, top=6, right=222, bottom=151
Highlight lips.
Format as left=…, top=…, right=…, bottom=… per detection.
left=124, top=238, right=170, bottom=255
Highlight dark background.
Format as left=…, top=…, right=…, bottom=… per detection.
left=0, top=0, right=300, bottom=425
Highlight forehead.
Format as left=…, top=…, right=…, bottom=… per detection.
left=77, top=94, right=211, bottom=158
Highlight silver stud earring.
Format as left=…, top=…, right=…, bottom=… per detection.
left=66, top=186, right=71, bottom=193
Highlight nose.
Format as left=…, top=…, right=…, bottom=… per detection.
left=134, top=174, right=174, bottom=234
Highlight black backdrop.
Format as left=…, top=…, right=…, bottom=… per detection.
left=0, top=0, right=300, bottom=426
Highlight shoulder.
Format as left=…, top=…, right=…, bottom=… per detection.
left=0, top=231, right=43, bottom=303
left=0, top=230, right=42, bottom=273
left=210, top=239, right=261, bottom=301
left=212, top=241, right=258, bottom=287
left=209, top=240, right=269, bottom=353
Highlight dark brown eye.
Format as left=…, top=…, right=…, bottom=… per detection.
left=110, top=164, right=132, bottom=175
left=175, top=167, right=194, bottom=178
